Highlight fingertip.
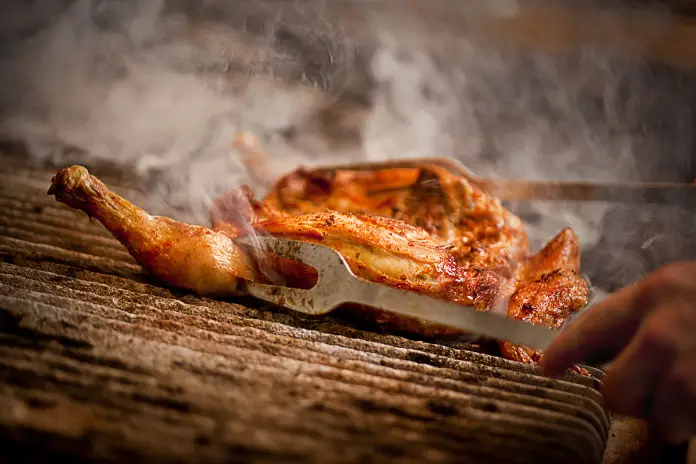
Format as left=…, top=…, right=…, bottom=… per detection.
left=539, top=331, right=580, bottom=373
left=539, top=354, right=569, bottom=378
left=538, top=302, right=625, bottom=377
left=539, top=329, right=589, bottom=377
left=540, top=282, right=648, bottom=378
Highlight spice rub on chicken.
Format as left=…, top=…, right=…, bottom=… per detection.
left=48, top=163, right=589, bottom=371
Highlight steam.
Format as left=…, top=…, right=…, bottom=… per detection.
left=361, top=4, right=668, bottom=252
left=1, top=0, right=694, bottom=292
left=0, top=0, right=357, bottom=224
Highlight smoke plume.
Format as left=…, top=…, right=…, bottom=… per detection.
left=1, top=0, right=694, bottom=292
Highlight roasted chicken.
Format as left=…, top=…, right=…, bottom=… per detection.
left=48, top=161, right=589, bottom=372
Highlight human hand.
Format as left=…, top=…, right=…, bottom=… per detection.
left=540, top=261, right=696, bottom=444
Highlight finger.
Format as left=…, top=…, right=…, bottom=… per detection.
left=600, top=309, right=678, bottom=418
left=540, top=281, right=651, bottom=376
left=539, top=260, right=693, bottom=377
left=650, top=358, right=696, bottom=444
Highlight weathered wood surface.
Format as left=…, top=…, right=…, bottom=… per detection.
left=0, top=154, right=620, bottom=463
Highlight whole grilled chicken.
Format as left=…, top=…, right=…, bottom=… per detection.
left=48, top=163, right=588, bottom=372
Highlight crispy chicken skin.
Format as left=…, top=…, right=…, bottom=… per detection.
left=49, top=164, right=589, bottom=372
left=501, top=228, right=589, bottom=367
left=47, top=166, right=261, bottom=296
left=213, top=177, right=510, bottom=335
left=218, top=164, right=589, bottom=366
left=262, top=165, right=529, bottom=278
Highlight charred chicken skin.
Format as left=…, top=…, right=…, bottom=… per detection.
left=48, top=163, right=588, bottom=372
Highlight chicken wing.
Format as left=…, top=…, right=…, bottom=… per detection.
left=501, top=227, right=588, bottom=367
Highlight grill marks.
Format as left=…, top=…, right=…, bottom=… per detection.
left=0, top=163, right=610, bottom=463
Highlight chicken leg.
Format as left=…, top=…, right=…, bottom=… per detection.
left=48, top=166, right=261, bottom=296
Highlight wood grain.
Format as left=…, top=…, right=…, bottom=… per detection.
left=0, top=154, right=612, bottom=463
